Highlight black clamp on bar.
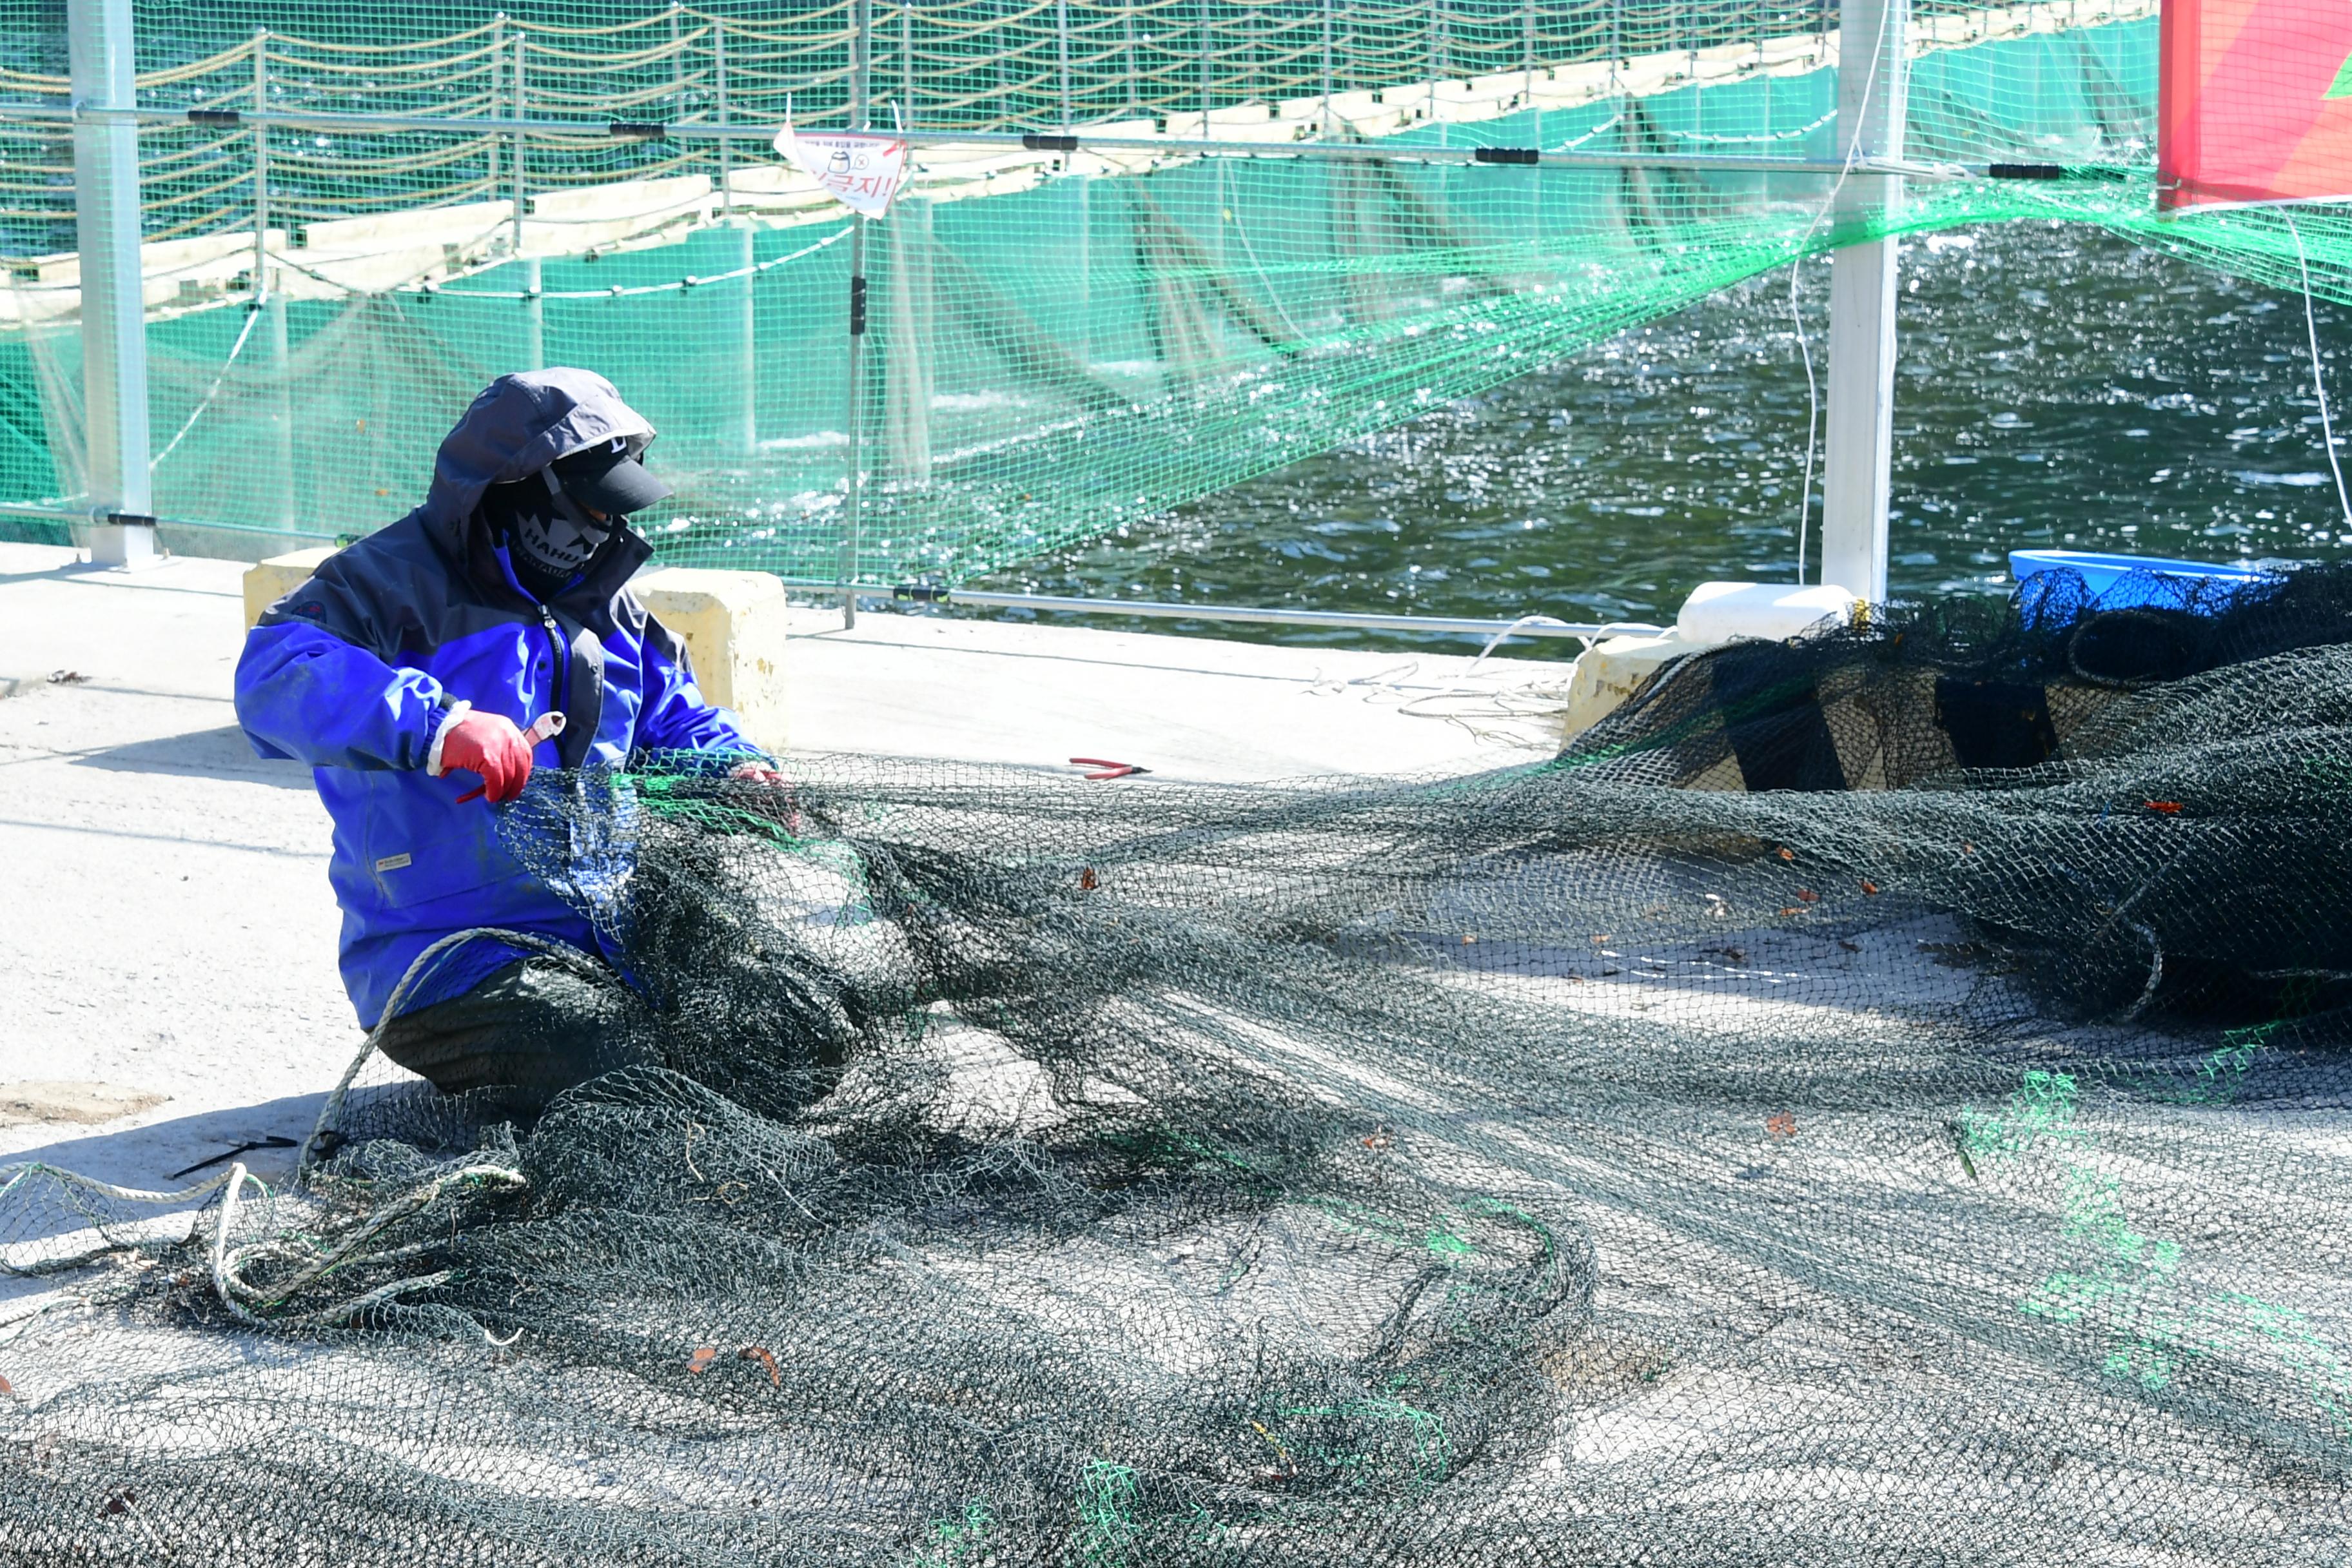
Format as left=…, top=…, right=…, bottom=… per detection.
left=104, top=512, right=159, bottom=528
left=609, top=121, right=668, bottom=140
left=1023, top=133, right=1081, bottom=153
left=1986, top=162, right=2131, bottom=182
left=187, top=108, right=242, bottom=128
left=1473, top=146, right=1541, bottom=165
left=893, top=583, right=950, bottom=604
left=848, top=274, right=868, bottom=337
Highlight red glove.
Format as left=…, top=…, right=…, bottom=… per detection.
left=429, top=704, right=561, bottom=804
left=729, top=761, right=788, bottom=785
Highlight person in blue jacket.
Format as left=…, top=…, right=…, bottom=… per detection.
left=237, top=368, right=774, bottom=1112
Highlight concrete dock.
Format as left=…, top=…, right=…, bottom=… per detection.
left=0, top=538, right=1565, bottom=1198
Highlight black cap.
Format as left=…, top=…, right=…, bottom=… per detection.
left=551, top=436, right=672, bottom=516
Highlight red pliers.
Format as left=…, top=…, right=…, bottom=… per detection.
left=1071, top=756, right=1151, bottom=781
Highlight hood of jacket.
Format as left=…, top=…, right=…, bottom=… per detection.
left=421, top=368, right=662, bottom=611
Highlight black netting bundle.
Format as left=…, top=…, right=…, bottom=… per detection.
left=6, top=566, right=2352, bottom=1564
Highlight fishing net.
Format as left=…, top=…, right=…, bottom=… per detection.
left=6, top=1, right=2348, bottom=594
left=6, top=562, right=2352, bottom=1563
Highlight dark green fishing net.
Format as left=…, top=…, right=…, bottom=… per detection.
left=5, top=566, right=2351, bottom=1564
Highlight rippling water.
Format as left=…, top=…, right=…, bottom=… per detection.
left=985, top=221, right=2352, bottom=652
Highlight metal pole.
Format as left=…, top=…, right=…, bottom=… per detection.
left=487, top=14, right=503, bottom=201
left=48, top=104, right=1956, bottom=176
left=1522, top=0, right=1536, bottom=103
left=251, top=28, right=269, bottom=308
left=714, top=21, right=732, bottom=219
left=1321, top=0, right=1335, bottom=135
left=522, top=256, right=544, bottom=369
left=774, top=578, right=1663, bottom=641
left=68, top=0, right=152, bottom=567
left=1427, top=0, right=1445, bottom=126
left=729, top=222, right=756, bottom=456
left=668, top=3, right=684, bottom=117
left=1818, top=0, right=1907, bottom=602
left=257, top=27, right=293, bottom=531
left=841, top=0, right=872, bottom=627
left=509, top=27, right=527, bottom=257
left=1198, top=0, right=1211, bottom=133
left=266, top=291, right=293, bottom=529
left=1056, top=0, right=1072, bottom=128
left=1121, top=6, right=1137, bottom=117
left=903, top=1, right=916, bottom=123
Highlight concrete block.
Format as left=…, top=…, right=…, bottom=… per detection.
left=1559, top=631, right=1705, bottom=742
left=633, top=567, right=790, bottom=754
left=242, top=546, right=337, bottom=630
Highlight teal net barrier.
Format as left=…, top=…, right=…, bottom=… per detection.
left=0, top=3, right=2341, bottom=589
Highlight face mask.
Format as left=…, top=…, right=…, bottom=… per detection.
left=507, top=468, right=612, bottom=583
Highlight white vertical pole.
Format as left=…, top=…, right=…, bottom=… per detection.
left=729, top=222, right=756, bottom=456
left=1522, top=0, right=1535, bottom=104
left=1818, top=0, right=1906, bottom=602
left=509, top=28, right=527, bottom=258
left=1320, top=0, right=1335, bottom=135
left=1056, top=0, right=1072, bottom=128
left=841, top=0, right=872, bottom=627
left=488, top=15, right=504, bottom=206
left=266, top=292, right=293, bottom=529
left=1426, top=0, right=1440, bottom=124
left=1198, top=0, right=1211, bottom=132
left=522, top=256, right=544, bottom=369
left=255, top=27, right=293, bottom=532
left=68, top=0, right=152, bottom=567
left=250, top=29, right=269, bottom=310
left=905, top=3, right=919, bottom=121
left=715, top=21, right=734, bottom=219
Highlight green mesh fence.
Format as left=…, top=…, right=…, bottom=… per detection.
left=0, top=3, right=2343, bottom=588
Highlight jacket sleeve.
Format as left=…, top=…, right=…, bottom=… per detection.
left=236, top=618, right=451, bottom=771
left=630, top=612, right=765, bottom=761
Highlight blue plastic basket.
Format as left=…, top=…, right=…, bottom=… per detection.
left=2008, top=549, right=2277, bottom=621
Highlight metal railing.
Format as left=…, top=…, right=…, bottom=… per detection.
left=785, top=577, right=1665, bottom=642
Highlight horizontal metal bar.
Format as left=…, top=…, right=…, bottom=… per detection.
left=0, top=500, right=319, bottom=537
left=779, top=578, right=1663, bottom=641
left=2, top=103, right=1968, bottom=179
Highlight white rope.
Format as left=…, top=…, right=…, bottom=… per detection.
left=147, top=299, right=263, bottom=473
left=302, top=924, right=612, bottom=1184
left=2284, top=212, right=2352, bottom=532
left=1467, top=612, right=1574, bottom=671
left=1656, top=107, right=1838, bottom=146
left=213, top=1158, right=523, bottom=1329
left=409, top=222, right=852, bottom=300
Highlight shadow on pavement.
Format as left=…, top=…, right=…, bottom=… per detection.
left=72, top=724, right=315, bottom=790
left=0, top=1092, right=329, bottom=1252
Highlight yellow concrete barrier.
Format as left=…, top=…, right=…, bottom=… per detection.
left=1558, top=632, right=1703, bottom=741
left=239, top=554, right=789, bottom=753
left=631, top=567, right=789, bottom=754
left=241, top=547, right=337, bottom=631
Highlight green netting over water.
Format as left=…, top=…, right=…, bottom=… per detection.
left=0, top=4, right=2346, bottom=587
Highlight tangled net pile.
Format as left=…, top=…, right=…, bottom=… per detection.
left=7, top=567, right=2352, bottom=1563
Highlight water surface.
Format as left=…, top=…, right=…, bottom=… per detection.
left=982, top=222, right=2352, bottom=652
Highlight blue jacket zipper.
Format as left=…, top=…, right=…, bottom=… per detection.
left=538, top=601, right=569, bottom=729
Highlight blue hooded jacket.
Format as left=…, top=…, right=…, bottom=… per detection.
left=235, top=368, right=761, bottom=1028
